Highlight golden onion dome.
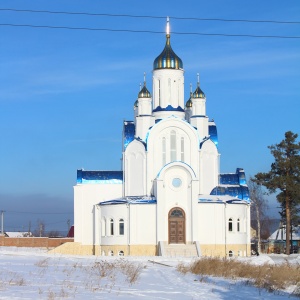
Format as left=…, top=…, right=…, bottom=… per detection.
left=153, top=18, right=183, bottom=70
left=193, top=74, right=205, bottom=98
left=138, top=83, right=151, bottom=98
left=153, top=35, right=183, bottom=70
left=186, top=99, right=193, bottom=108
left=186, top=92, right=193, bottom=108
left=193, top=85, right=205, bottom=99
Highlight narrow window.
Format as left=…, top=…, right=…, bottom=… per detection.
left=158, top=80, right=161, bottom=105
left=162, top=137, right=166, bottom=165
left=181, top=137, right=184, bottom=161
left=118, top=250, right=124, bottom=256
left=101, top=218, right=106, bottom=236
left=119, top=218, right=124, bottom=235
left=168, top=78, right=171, bottom=103
left=228, top=218, right=233, bottom=232
left=170, top=130, right=176, bottom=161
left=109, top=250, right=114, bottom=256
left=237, top=218, right=240, bottom=232
left=229, top=250, right=233, bottom=257
left=110, top=218, right=114, bottom=236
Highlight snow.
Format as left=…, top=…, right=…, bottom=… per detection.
left=0, top=247, right=299, bottom=299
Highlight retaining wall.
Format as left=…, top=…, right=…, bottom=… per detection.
left=0, top=235, right=73, bottom=248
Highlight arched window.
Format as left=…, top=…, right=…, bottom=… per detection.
left=162, top=137, right=166, bottom=165
left=108, top=250, right=114, bottom=256
left=228, top=218, right=233, bottom=232
left=170, top=130, right=177, bottom=161
left=119, top=218, right=124, bottom=235
left=180, top=137, right=184, bottom=161
left=237, top=218, right=240, bottom=232
left=110, top=218, right=114, bottom=236
left=170, top=208, right=184, bottom=218
left=101, top=218, right=106, bottom=236
left=118, top=250, right=124, bottom=256
left=228, top=250, right=233, bottom=257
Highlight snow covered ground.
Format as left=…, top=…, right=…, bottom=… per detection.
left=0, top=247, right=299, bottom=299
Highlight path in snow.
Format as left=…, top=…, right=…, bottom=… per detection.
left=0, top=247, right=298, bottom=299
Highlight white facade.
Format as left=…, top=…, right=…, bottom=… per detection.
left=73, top=23, right=251, bottom=257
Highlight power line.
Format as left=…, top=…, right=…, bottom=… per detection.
left=6, top=210, right=72, bottom=215
left=0, top=8, right=299, bottom=24
left=0, top=23, right=299, bottom=39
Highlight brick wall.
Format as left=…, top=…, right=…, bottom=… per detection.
left=0, top=235, right=74, bottom=248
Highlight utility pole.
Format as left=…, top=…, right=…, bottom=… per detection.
left=39, top=223, right=43, bottom=237
left=1, top=210, right=5, bottom=235
left=67, top=219, right=70, bottom=234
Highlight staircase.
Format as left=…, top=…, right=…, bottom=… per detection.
left=161, top=242, right=199, bottom=257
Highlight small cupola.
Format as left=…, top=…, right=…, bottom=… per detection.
left=193, top=73, right=205, bottom=99
left=138, top=73, right=151, bottom=98
left=186, top=98, right=193, bottom=108
left=186, top=84, right=193, bottom=108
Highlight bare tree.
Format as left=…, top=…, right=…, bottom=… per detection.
left=47, top=230, right=61, bottom=238
left=249, top=178, right=269, bottom=253
left=33, top=220, right=46, bottom=237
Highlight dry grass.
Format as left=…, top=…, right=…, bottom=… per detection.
left=35, top=258, right=49, bottom=268
left=178, top=257, right=300, bottom=295
left=91, top=259, right=145, bottom=284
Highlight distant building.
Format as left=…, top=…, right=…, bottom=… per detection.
left=5, top=232, right=33, bottom=238
left=269, top=225, right=300, bottom=241
left=268, top=225, right=300, bottom=254
left=72, top=20, right=251, bottom=257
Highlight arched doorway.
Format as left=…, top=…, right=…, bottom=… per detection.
left=168, top=207, right=185, bottom=244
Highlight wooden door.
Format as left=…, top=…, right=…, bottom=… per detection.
left=168, top=208, right=185, bottom=244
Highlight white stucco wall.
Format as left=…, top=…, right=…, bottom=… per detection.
left=155, top=162, right=198, bottom=243
left=199, top=139, right=219, bottom=194
left=152, top=69, right=184, bottom=111
left=196, top=202, right=249, bottom=246
left=74, top=183, right=122, bottom=245
left=124, top=140, right=146, bottom=196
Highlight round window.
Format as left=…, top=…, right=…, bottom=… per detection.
left=172, top=178, right=182, bottom=188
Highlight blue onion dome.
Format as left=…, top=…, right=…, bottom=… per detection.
left=138, top=82, right=151, bottom=98
left=193, top=79, right=205, bottom=98
left=153, top=34, right=183, bottom=70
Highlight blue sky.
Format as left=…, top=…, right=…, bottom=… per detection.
left=0, top=0, right=299, bottom=233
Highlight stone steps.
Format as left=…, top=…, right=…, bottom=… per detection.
left=164, top=243, right=198, bottom=257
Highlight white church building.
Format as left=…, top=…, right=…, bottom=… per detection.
left=72, top=20, right=251, bottom=257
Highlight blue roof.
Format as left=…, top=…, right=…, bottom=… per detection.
left=77, top=170, right=123, bottom=184
left=210, top=185, right=250, bottom=201
left=123, top=121, right=135, bottom=150
left=210, top=168, right=249, bottom=201
left=99, top=196, right=157, bottom=206
left=209, top=124, right=218, bottom=148
left=220, top=168, right=246, bottom=185
left=152, top=105, right=184, bottom=113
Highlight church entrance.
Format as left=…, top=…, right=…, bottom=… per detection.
left=168, top=207, right=185, bottom=244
